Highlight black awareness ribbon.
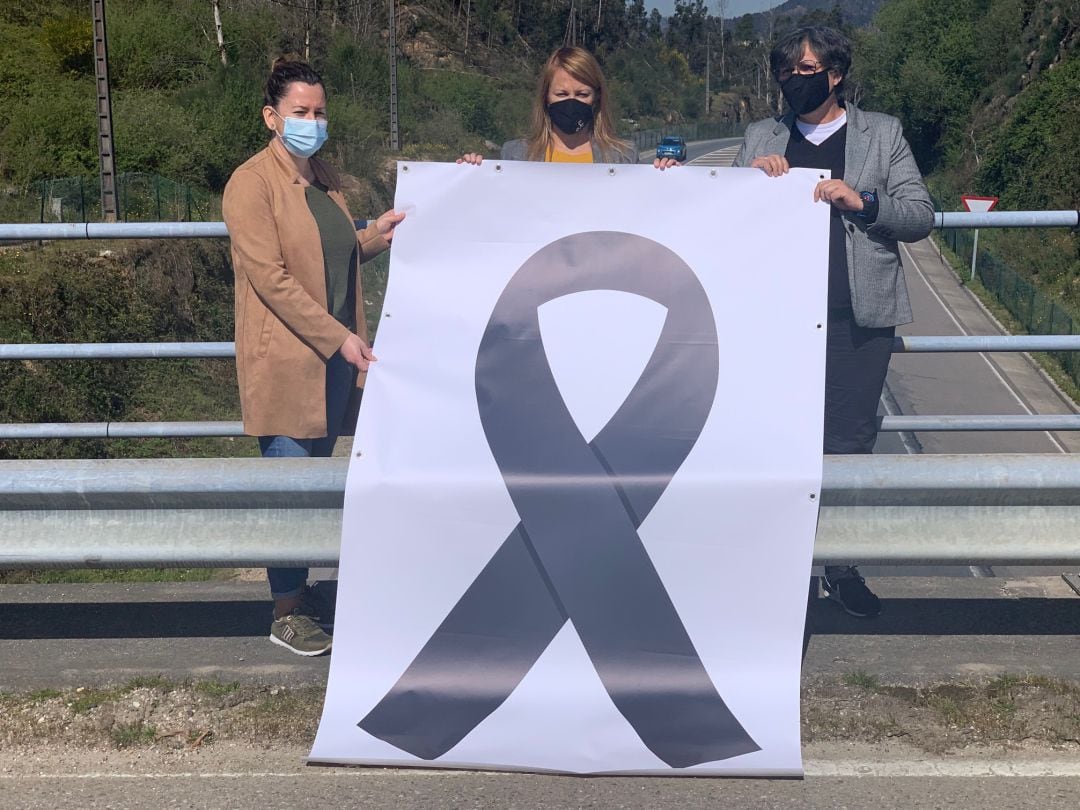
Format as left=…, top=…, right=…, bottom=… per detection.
left=359, top=231, right=759, bottom=768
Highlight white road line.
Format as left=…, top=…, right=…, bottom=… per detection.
left=805, top=759, right=1080, bottom=777
left=688, top=146, right=741, bottom=167
left=900, top=241, right=1067, bottom=453
left=6, top=760, right=1080, bottom=778
left=878, top=383, right=920, bottom=455
left=0, top=770, right=473, bottom=780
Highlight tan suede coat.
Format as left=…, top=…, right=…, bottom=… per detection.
left=222, top=140, right=388, bottom=438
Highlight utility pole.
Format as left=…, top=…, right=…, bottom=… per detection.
left=464, top=0, right=471, bottom=58
left=212, top=0, right=228, bottom=66
left=388, top=0, right=399, bottom=151
left=705, top=31, right=711, bottom=115
left=91, top=0, right=118, bottom=222
left=717, top=0, right=727, bottom=81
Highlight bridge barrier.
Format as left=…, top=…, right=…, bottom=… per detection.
left=1, top=455, right=1079, bottom=569
left=1, top=213, right=1080, bottom=570
left=1, top=212, right=1077, bottom=243
left=2, top=336, right=1079, bottom=438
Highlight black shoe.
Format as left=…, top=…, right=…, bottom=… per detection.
left=822, top=567, right=881, bottom=618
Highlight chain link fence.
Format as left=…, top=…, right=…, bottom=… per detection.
left=932, top=193, right=1080, bottom=385
left=7, top=174, right=221, bottom=224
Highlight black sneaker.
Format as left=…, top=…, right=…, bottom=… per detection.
left=297, top=581, right=337, bottom=632
left=822, top=567, right=881, bottom=618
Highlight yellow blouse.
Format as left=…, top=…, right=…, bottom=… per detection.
left=546, top=146, right=593, bottom=163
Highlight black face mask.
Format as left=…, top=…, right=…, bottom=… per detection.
left=780, top=70, right=834, bottom=116
left=547, top=98, right=594, bottom=135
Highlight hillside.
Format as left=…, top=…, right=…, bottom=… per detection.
left=738, top=0, right=885, bottom=32
left=0, top=0, right=900, bottom=208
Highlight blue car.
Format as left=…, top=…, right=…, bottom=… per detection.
left=655, top=136, right=687, bottom=162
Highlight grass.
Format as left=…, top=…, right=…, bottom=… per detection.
left=926, top=694, right=965, bottom=726
left=802, top=672, right=1080, bottom=750
left=193, top=680, right=241, bottom=698
left=125, top=675, right=172, bottom=691
left=842, top=670, right=881, bottom=691
left=27, top=688, right=62, bottom=702
left=110, top=722, right=158, bottom=748
left=70, top=687, right=121, bottom=715
left=0, top=568, right=219, bottom=585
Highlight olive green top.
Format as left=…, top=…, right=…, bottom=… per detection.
left=305, top=180, right=358, bottom=330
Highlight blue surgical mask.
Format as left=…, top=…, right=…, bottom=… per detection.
left=272, top=110, right=328, bottom=158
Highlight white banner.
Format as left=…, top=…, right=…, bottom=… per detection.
left=310, top=161, right=829, bottom=776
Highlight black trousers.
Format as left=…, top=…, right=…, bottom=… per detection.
left=824, top=310, right=895, bottom=456
left=822, top=310, right=894, bottom=579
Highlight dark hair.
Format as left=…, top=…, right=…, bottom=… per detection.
left=770, top=26, right=852, bottom=99
left=263, top=57, right=324, bottom=109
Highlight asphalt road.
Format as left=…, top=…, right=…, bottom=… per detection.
left=5, top=767, right=1080, bottom=810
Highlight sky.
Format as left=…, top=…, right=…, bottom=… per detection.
left=648, top=1, right=786, bottom=18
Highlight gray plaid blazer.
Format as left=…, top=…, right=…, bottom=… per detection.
left=734, top=104, right=933, bottom=327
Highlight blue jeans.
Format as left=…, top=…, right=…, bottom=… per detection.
left=261, top=351, right=356, bottom=600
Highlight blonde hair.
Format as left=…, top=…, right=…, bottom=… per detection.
left=525, top=47, right=631, bottom=163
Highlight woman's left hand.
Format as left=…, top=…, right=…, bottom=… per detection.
left=653, top=157, right=681, bottom=170
left=814, top=179, right=863, bottom=212
left=340, top=333, right=377, bottom=372
left=376, top=209, right=407, bottom=242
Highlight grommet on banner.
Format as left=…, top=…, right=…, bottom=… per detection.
left=608, top=167, right=616, bottom=176
left=495, top=164, right=503, bottom=173
left=816, top=323, right=823, bottom=329
left=809, top=493, right=816, bottom=500
left=402, top=165, right=409, bottom=173
left=710, top=170, right=717, bottom=178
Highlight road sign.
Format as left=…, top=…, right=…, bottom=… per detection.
left=960, top=196, right=999, bottom=280
left=961, top=195, right=999, bottom=213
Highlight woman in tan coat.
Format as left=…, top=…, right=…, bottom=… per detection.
left=223, top=58, right=404, bottom=656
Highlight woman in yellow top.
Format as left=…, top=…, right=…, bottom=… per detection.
left=460, top=46, right=678, bottom=168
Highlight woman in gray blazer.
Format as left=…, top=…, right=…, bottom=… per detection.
left=735, top=26, right=934, bottom=618
left=460, top=46, right=675, bottom=168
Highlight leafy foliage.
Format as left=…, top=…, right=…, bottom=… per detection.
left=857, top=0, right=1079, bottom=325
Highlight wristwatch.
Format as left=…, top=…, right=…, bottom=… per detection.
left=855, top=189, right=879, bottom=223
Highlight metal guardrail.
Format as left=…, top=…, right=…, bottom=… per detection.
left=1, top=455, right=1078, bottom=568
left=5, top=335, right=1080, bottom=361
left=0, top=342, right=235, bottom=360
left=0, top=211, right=1077, bottom=243
left=0, top=222, right=229, bottom=240
left=1, top=213, right=1077, bottom=440
left=2, top=336, right=1079, bottom=438
left=1, top=216, right=1078, bottom=572
left=935, top=210, right=1078, bottom=229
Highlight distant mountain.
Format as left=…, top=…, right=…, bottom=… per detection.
left=736, top=0, right=885, bottom=32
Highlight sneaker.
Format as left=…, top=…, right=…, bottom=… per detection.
left=297, top=581, right=336, bottom=632
left=822, top=567, right=881, bottom=618
left=269, top=611, right=333, bottom=656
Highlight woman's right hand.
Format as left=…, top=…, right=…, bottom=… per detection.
left=750, top=154, right=789, bottom=177
left=457, top=153, right=484, bottom=165
left=340, top=333, right=377, bottom=372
